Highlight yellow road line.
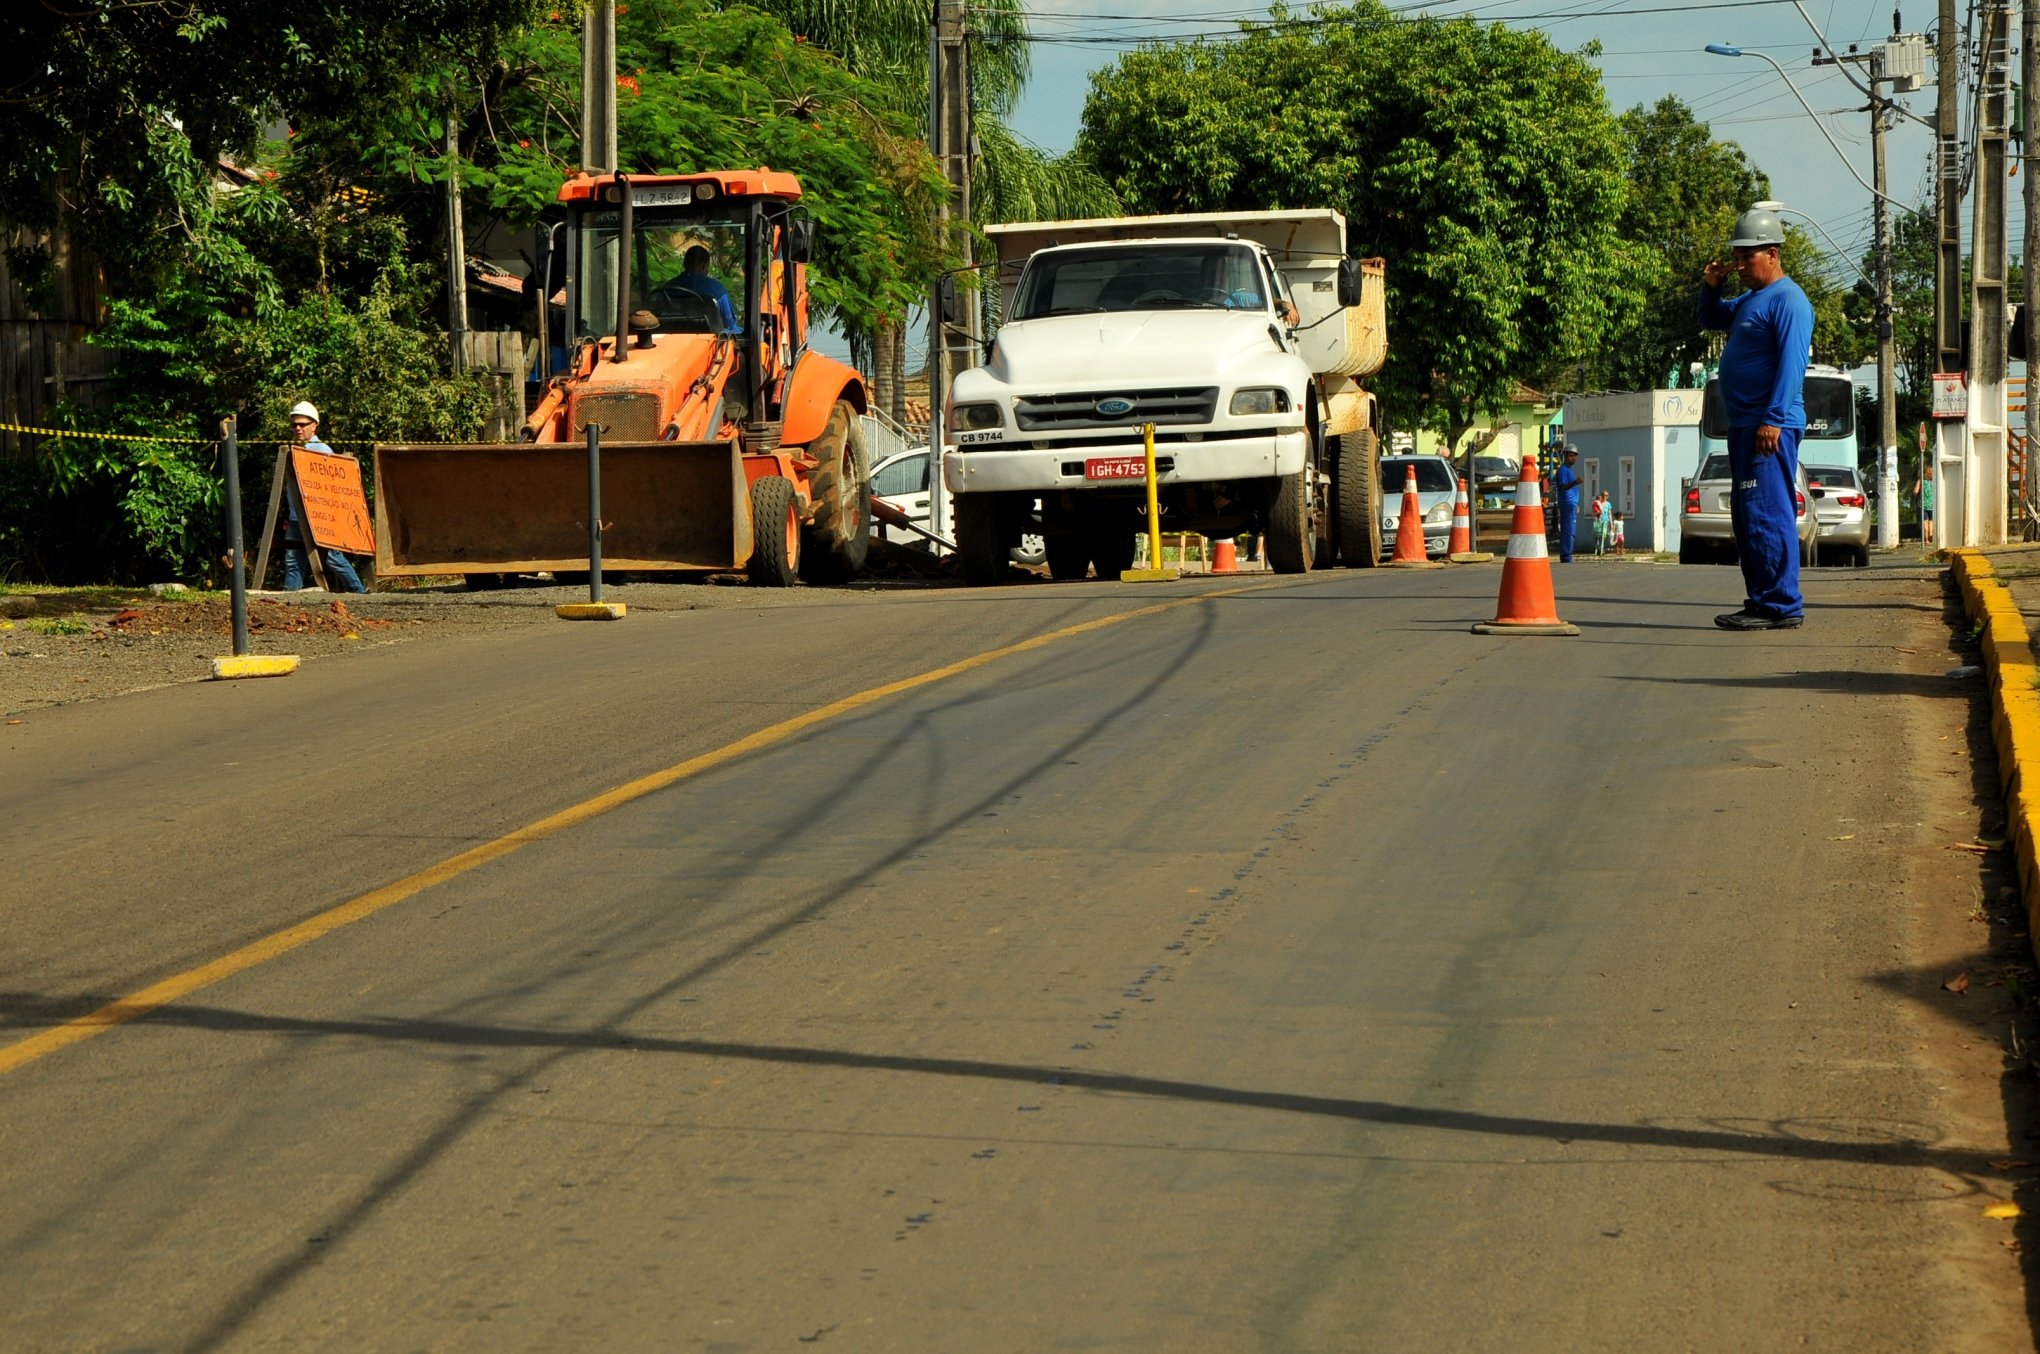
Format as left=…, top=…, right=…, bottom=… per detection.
left=0, top=581, right=1280, bottom=1079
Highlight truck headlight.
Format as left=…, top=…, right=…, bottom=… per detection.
left=1229, top=388, right=1289, bottom=416
left=952, top=402, right=1002, bottom=431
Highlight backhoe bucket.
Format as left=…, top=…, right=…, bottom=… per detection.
left=373, top=440, right=752, bottom=576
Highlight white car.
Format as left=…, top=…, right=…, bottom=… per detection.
left=871, top=446, right=1045, bottom=566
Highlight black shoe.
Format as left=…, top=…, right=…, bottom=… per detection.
left=1715, top=610, right=1804, bottom=631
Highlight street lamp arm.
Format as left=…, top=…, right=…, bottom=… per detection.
left=1704, top=44, right=1930, bottom=221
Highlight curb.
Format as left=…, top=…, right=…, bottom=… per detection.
left=1945, top=549, right=2040, bottom=919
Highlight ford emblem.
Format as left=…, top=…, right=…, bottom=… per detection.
left=1094, top=397, right=1135, bottom=417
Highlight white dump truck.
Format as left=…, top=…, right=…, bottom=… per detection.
left=944, top=210, right=1388, bottom=584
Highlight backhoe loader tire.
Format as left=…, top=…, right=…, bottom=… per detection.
left=957, top=494, right=1009, bottom=586
left=749, top=475, right=801, bottom=587
left=799, top=399, right=872, bottom=583
left=1335, top=429, right=1382, bottom=567
left=1266, top=469, right=1316, bottom=573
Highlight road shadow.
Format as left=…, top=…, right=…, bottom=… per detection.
left=1619, top=669, right=1974, bottom=698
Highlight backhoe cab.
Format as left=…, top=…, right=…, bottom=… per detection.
left=374, top=169, right=871, bottom=587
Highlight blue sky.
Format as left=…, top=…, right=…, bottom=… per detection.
left=1004, top=0, right=1956, bottom=295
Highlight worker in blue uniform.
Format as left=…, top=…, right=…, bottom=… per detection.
left=1550, top=447, right=1582, bottom=562
left=1698, top=204, right=1814, bottom=631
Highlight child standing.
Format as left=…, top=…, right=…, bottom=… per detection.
left=1611, top=511, right=1626, bottom=556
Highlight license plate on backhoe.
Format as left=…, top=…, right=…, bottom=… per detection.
left=1085, top=456, right=1148, bottom=481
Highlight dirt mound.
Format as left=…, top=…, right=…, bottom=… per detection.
left=104, top=599, right=404, bottom=638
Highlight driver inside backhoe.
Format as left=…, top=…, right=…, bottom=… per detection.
left=655, top=245, right=739, bottom=333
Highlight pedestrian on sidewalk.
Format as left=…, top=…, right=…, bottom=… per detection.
left=1590, top=491, right=1611, bottom=556
left=279, top=401, right=368, bottom=593
left=1551, top=447, right=1583, bottom=562
left=1611, top=511, right=1627, bottom=556
left=1914, top=460, right=1934, bottom=546
left=1698, top=204, right=1812, bottom=631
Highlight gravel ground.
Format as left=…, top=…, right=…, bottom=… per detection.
left=0, top=543, right=982, bottom=716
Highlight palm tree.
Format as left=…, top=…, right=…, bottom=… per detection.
left=742, top=0, right=1118, bottom=422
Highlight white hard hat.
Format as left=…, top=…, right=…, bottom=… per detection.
left=1728, top=204, right=1786, bottom=249
left=289, top=400, right=320, bottom=423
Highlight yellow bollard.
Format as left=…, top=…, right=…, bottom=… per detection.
left=1120, top=421, right=1181, bottom=583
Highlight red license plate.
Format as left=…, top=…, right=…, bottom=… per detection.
left=1085, top=456, right=1148, bottom=481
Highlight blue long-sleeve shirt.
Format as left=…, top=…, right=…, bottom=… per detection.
left=1697, top=277, right=1814, bottom=430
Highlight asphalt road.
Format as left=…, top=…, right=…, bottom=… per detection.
left=0, top=557, right=2029, bottom=1351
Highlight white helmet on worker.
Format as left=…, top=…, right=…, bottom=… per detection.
left=1728, top=203, right=1786, bottom=249
left=288, top=400, right=320, bottom=424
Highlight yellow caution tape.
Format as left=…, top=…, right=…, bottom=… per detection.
left=0, top=420, right=213, bottom=445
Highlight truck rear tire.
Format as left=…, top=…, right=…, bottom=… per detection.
left=957, top=494, right=1008, bottom=586
left=1266, top=469, right=1316, bottom=573
left=799, top=399, right=872, bottom=583
left=1334, top=429, right=1381, bottom=567
left=748, top=475, right=801, bottom=587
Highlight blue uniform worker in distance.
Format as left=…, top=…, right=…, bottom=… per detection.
left=667, top=245, right=739, bottom=333
left=1697, top=204, right=1813, bottom=631
left=1550, top=447, right=1582, bottom=562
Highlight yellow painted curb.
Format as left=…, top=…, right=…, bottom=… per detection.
left=1948, top=549, right=2040, bottom=941
left=209, top=655, right=300, bottom=680
left=555, top=602, right=627, bottom=620
left=1118, top=568, right=1181, bottom=583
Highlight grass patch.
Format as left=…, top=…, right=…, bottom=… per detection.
left=25, top=617, right=88, bottom=636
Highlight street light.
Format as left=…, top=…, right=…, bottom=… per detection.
left=1704, top=43, right=1910, bottom=214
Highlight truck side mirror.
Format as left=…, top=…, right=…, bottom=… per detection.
left=1337, top=258, right=1364, bottom=308
left=788, top=220, right=815, bottom=263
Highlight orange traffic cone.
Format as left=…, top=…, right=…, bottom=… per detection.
left=1445, top=475, right=1493, bottom=562
left=1472, top=452, right=1579, bottom=636
left=1446, top=477, right=1472, bottom=554
left=1386, top=464, right=1444, bottom=569
left=1212, top=537, right=1238, bottom=573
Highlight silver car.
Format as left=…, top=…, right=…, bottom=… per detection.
left=1803, top=464, right=1871, bottom=567
left=1378, top=454, right=1458, bottom=558
left=1678, top=451, right=1817, bottom=567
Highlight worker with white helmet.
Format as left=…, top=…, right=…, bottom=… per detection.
left=1698, top=203, right=1812, bottom=631
left=278, top=400, right=367, bottom=592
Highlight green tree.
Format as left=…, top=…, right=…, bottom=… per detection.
left=1076, top=3, right=1642, bottom=450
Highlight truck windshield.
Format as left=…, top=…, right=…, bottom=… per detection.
left=1701, top=374, right=1856, bottom=440
left=572, top=206, right=749, bottom=339
left=1011, top=244, right=1268, bottom=319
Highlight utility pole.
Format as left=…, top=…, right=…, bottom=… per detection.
left=1968, top=0, right=2011, bottom=545
left=446, top=103, right=469, bottom=376
left=1934, top=0, right=1962, bottom=375
left=2025, top=0, right=2039, bottom=536
left=580, top=1, right=617, bottom=174
left=1816, top=20, right=1910, bottom=549
left=926, top=0, right=973, bottom=547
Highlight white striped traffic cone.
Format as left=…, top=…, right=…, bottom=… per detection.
left=1472, top=452, right=1578, bottom=635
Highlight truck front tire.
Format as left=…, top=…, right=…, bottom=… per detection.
left=957, top=494, right=1008, bottom=586
left=1266, top=469, right=1317, bottom=573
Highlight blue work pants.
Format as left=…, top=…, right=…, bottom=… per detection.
left=282, top=542, right=366, bottom=592
left=1727, top=425, right=1803, bottom=619
left=1556, top=499, right=1578, bottom=562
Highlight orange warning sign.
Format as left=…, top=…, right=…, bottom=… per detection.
left=290, top=448, right=375, bottom=555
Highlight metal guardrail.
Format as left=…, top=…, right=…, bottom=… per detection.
left=860, top=408, right=909, bottom=470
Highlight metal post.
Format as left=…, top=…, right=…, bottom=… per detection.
left=1934, top=0, right=1962, bottom=375
left=586, top=420, right=604, bottom=602
left=220, top=417, right=249, bottom=657
left=925, top=0, right=972, bottom=551
left=1143, top=423, right=1163, bottom=570
left=2025, top=0, right=2040, bottom=535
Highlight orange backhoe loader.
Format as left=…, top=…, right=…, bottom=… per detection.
left=373, top=169, right=870, bottom=587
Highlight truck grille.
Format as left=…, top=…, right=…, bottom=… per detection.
left=1014, top=387, right=1218, bottom=432
left=572, top=391, right=664, bottom=441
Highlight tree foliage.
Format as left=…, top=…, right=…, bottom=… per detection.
left=1077, top=2, right=1642, bottom=448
